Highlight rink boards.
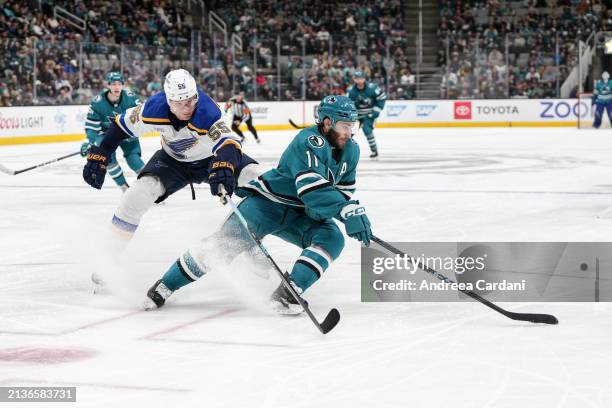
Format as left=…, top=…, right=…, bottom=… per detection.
left=0, top=98, right=603, bottom=145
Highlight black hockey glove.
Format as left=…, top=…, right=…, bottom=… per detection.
left=208, top=143, right=242, bottom=197
left=83, top=145, right=110, bottom=189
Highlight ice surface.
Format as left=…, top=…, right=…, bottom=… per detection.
left=1, top=128, right=611, bottom=407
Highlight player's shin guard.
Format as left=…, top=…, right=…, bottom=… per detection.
left=111, top=175, right=165, bottom=238
left=161, top=251, right=207, bottom=292
left=289, top=246, right=333, bottom=292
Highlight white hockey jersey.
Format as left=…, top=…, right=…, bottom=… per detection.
left=115, top=90, right=242, bottom=162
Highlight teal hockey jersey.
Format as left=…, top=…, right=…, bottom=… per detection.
left=84, top=89, right=139, bottom=140
left=594, top=80, right=612, bottom=104
left=347, top=82, right=386, bottom=119
left=242, top=125, right=359, bottom=221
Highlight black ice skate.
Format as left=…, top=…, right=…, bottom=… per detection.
left=144, top=279, right=174, bottom=310
left=270, top=275, right=306, bottom=315
left=369, top=151, right=379, bottom=160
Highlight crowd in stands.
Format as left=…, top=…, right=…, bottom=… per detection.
left=438, top=0, right=611, bottom=98
left=4, top=0, right=609, bottom=106
left=0, top=0, right=191, bottom=106
left=1, top=0, right=415, bottom=106
left=207, top=0, right=413, bottom=101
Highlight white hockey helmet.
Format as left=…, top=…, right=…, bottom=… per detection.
left=164, top=69, right=198, bottom=104
left=603, top=71, right=610, bottom=81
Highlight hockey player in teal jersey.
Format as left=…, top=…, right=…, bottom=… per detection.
left=81, top=72, right=144, bottom=191
left=347, top=70, right=386, bottom=159
left=593, top=71, right=612, bottom=129
left=144, top=95, right=373, bottom=314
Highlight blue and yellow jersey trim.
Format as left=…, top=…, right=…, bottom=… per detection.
left=114, top=112, right=135, bottom=137
left=187, top=123, right=208, bottom=135
left=212, top=137, right=242, bottom=155
left=142, top=116, right=171, bottom=125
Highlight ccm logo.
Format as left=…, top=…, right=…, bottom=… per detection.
left=454, top=102, right=472, bottom=120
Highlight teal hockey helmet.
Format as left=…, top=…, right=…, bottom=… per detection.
left=106, top=72, right=125, bottom=84
left=316, top=95, right=358, bottom=127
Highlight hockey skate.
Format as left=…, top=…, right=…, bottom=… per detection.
left=91, top=272, right=106, bottom=294
left=144, top=279, right=174, bottom=310
left=369, top=151, right=379, bottom=160
left=269, top=276, right=306, bottom=315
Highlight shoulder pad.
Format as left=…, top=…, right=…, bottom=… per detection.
left=187, top=90, right=222, bottom=134
left=141, top=92, right=170, bottom=124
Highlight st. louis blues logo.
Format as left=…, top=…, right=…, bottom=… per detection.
left=164, top=136, right=198, bottom=159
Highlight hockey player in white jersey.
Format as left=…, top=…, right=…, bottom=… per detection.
left=82, top=69, right=260, bottom=286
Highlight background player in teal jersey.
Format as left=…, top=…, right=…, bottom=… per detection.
left=81, top=72, right=144, bottom=191
left=144, top=95, right=372, bottom=314
left=593, top=71, right=612, bottom=129
left=347, top=70, right=386, bottom=159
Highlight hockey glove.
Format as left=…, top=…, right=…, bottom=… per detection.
left=341, top=200, right=372, bottom=246
left=83, top=145, right=109, bottom=189
left=208, top=142, right=242, bottom=197
left=80, top=140, right=92, bottom=157
left=209, top=162, right=235, bottom=197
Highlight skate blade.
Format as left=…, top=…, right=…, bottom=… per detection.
left=143, top=298, right=160, bottom=311
left=269, top=300, right=304, bottom=315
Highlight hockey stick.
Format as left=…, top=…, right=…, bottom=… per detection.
left=289, top=119, right=306, bottom=129
left=0, top=151, right=81, bottom=175
left=219, top=187, right=340, bottom=334
left=371, top=235, right=559, bottom=325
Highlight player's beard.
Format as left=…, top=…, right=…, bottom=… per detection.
left=325, top=127, right=346, bottom=150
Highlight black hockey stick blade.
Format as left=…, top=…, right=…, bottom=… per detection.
left=465, top=289, right=558, bottom=324
left=507, top=311, right=558, bottom=325
left=289, top=119, right=305, bottom=129
left=319, top=308, right=341, bottom=334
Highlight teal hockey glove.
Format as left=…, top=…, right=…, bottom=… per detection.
left=341, top=201, right=372, bottom=246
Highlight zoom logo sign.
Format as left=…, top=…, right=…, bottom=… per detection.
left=540, top=101, right=591, bottom=118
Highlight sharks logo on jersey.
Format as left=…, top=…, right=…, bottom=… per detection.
left=308, top=135, right=326, bottom=148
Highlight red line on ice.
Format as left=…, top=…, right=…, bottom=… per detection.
left=140, top=309, right=239, bottom=340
